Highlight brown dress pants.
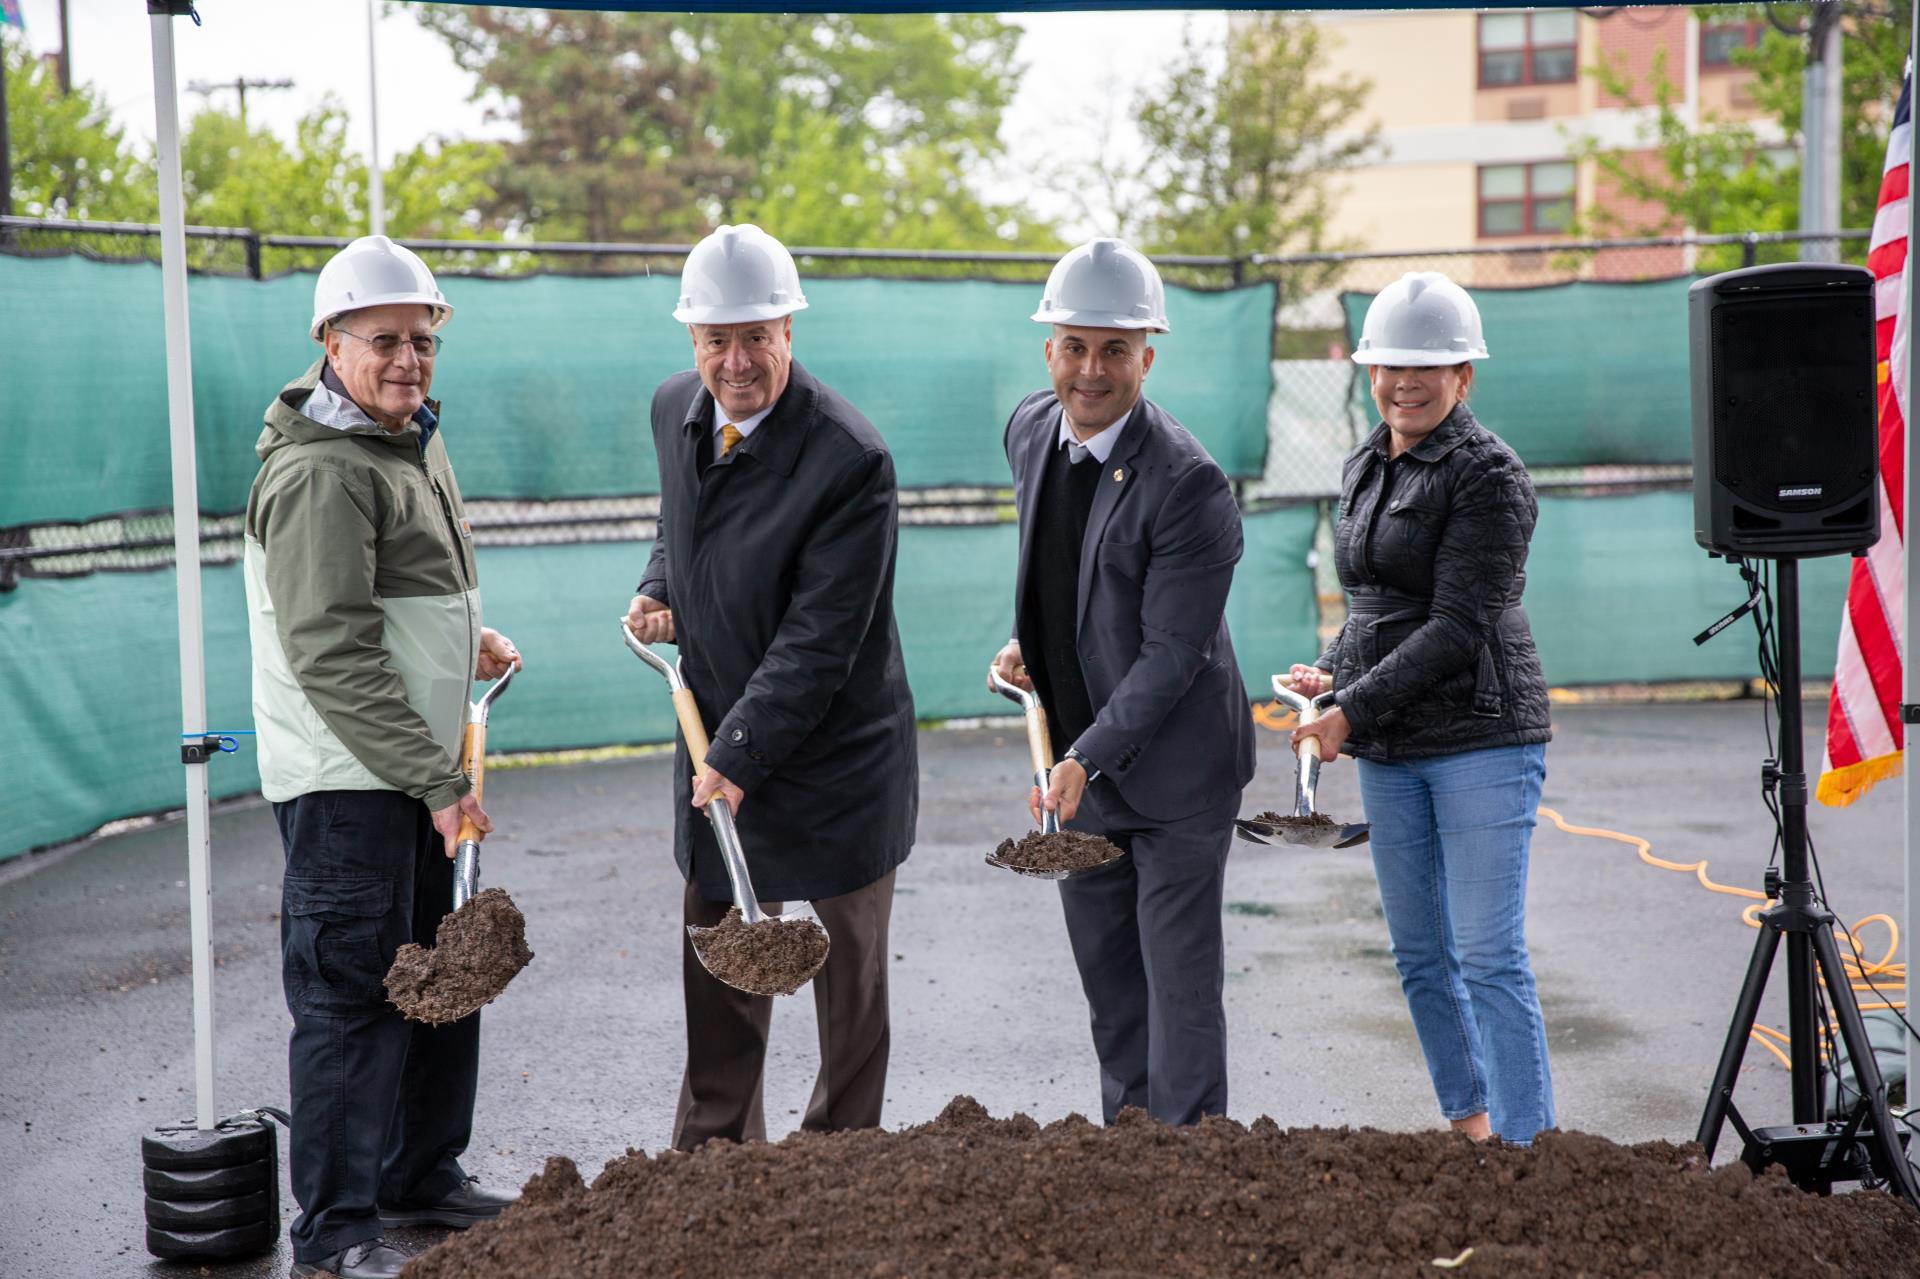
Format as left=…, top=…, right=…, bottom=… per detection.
left=671, top=869, right=895, bottom=1150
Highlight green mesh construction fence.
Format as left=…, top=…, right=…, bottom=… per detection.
left=1528, top=491, right=1850, bottom=684
left=1341, top=277, right=1694, bottom=467
left=0, top=255, right=1276, bottom=524
left=0, top=509, right=1320, bottom=862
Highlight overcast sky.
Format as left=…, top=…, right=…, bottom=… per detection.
left=13, top=1, right=1223, bottom=239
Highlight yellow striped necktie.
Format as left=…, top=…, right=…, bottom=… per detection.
left=720, top=423, right=743, bottom=457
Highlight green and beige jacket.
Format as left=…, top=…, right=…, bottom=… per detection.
left=243, top=360, right=481, bottom=808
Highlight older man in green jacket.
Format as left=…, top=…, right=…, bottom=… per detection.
left=244, top=235, right=522, bottom=1279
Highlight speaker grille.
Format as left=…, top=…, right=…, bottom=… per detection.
left=1710, top=294, right=1876, bottom=514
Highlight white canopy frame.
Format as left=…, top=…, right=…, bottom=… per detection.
left=140, top=0, right=1920, bottom=1136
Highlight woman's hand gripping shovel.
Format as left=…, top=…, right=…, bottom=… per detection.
left=1235, top=674, right=1371, bottom=850
left=983, top=664, right=1125, bottom=879
left=621, top=623, right=829, bottom=997
left=385, top=666, right=535, bottom=1024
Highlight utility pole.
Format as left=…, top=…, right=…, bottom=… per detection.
left=366, top=0, right=384, bottom=235
left=1, top=27, right=13, bottom=224
left=185, top=75, right=293, bottom=134
left=56, top=0, right=70, bottom=94
left=1799, top=1, right=1844, bottom=261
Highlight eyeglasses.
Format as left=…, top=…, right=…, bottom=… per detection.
left=334, top=328, right=442, bottom=359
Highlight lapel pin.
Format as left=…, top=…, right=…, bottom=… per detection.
left=1113, top=468, right=1125, bottom=483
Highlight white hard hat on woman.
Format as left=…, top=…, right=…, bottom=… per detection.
left=1351, top=271, right=1488, bottom=366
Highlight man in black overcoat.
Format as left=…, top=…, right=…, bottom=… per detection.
left=625, top=224, right=918, bottom=1149
left=990, top=238, right=1256, bottom=1126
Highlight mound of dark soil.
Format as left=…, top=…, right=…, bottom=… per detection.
left=990, top=830, right=1125, bottom=872
left=385, top=887, right=533, bottom=1025
left=401, top=1097, right=1920, bottom=1279
left=689, top=907, right=830, bottom=996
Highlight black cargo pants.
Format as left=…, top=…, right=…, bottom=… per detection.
left=274, top=789, right=479, bottom=1264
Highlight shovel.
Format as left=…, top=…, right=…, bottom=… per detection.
left=384, top=666, right=534, bottom=1025
left=1234, top=674, right=1370, bottom=850
left=984, top=665, right=1125, bottom=880
left=621, top=623, right=829, bottom=996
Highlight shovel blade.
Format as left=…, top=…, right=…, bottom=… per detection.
left=686, top=910, right=831, bottom=997
left=1232, top=820, right=1274, bottom=845
left=385, top=887, right=533, bottom=1025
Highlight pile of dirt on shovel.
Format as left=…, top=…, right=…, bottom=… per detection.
left=385, top=887, right=533, bottom=1025
left=401, top=1097, right=1920, bottom=1279
left=689, top=907, right=830, bottom=996
left=1252, top=810, right=1334, bottom=829
left=991, top=829, right=1125, bottom=872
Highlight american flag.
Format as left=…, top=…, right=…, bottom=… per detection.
left=1820, top=62, right=1913, bottom=807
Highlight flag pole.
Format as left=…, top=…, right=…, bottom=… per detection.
left=1904, top=3, right=1919, bottom=1100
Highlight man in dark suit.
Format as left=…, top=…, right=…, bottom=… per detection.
left=990, top=238, right=1255, bottom=1126
left=624, top=224, right=918, bottom=1150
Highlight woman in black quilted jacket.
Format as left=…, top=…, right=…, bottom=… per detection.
left=1285, top=272, right=1555, bottom=1145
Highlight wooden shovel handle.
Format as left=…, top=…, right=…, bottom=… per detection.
left=1025, top=704, right=1055, bottom=775
left=671, top=688, right=714, bottom=778
left=454, top=721, right=487, bottom=843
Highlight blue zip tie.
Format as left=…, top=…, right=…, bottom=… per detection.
left=181, top=730, right=256, bottom=755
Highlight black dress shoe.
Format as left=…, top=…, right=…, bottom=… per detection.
left=378, top=1176, right=517, bottom=1229
left=289, top=1237, right=413, bottom=1278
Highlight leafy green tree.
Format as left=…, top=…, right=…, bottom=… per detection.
left=728, top=98, right=1050, bottom=256
left=1574, top=3, right=1910, bottom=267
left=409, top=7, right=746, bottom=242
left=4, top=33, right=154, bottom=221
left=1129, top=15, right=1379, bottom=258
left=408, top=4, right=1044, bottom=249
left=381, top=136, right=509, bottom=242
left=181, top=101, right=364, bottom=236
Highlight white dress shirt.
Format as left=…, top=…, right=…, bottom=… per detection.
left=1058, top=405, right=1133, bottom=464
left=710, top=396, right=776, bottom=455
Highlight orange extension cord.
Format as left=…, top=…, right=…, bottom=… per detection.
left=1538, top=806, right=1906, bottom=1072
left=1253, top=698, right=1906, bottom=1071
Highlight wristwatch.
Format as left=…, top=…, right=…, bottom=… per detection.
left=1063, top=747, right=1102, bottom=782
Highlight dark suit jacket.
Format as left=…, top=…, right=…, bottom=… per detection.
left=1005, top=392, right=1255, bottom=823
left=639, top=361, right=917, bottom=902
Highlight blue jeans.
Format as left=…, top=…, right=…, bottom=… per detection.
left=1357, top=742, right=1554, bottom=1143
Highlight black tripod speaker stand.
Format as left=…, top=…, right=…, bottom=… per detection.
left=1695, top=558, right=1920, bottom=1204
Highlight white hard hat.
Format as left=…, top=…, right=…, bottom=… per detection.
left=673, top=224, right=809, bottom=325
left=1031, top=238, right=1170, bottom=333
left=309, top=235, right=451, bottom=341
left=1351, top=272, right=1489, bottom=366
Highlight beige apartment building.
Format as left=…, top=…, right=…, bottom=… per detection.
left=1304, top=7, right=1775, bottom=280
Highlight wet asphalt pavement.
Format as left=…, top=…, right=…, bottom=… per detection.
left=1, top=700, right=1909, bottom=1278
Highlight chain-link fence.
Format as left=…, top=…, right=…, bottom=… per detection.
left=1243, top=229, right=1872, bottom=506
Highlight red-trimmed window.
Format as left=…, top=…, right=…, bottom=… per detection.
left=1478, top=10, right=1578, bottom=87
left=1700, top=19, right=1763, bottom=70
left=1478, top=161, right=1576, bottom=237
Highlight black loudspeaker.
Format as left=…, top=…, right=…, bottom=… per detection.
left=1689, top=262, right=1881, bottom=558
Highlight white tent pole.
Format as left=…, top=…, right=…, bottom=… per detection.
left=1904, top=7, right=1919, bottom=1097
left=149, top=4, right=217, bottom=1133
left=367, top=0, right=386, bottom=236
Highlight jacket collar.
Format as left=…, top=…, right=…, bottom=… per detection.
left=677, top=361, right=816, bottom=478
left=262, top=359, right=439, bottom=458
left=1363, top=402, right=1476, bottom=465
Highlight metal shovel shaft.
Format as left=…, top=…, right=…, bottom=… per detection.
left=449, top=666, right=516, bottom=912
left=622, top=623, right=773, bottom=924
left=989, top=665, right=1060, bottom=835
left=453, top=840, right=480, bottom=911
